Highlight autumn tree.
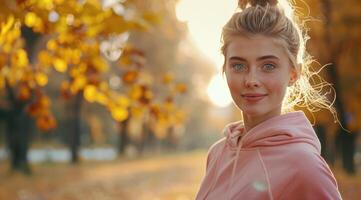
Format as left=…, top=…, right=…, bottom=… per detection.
left=115, top=0, right=191, bottom=155
left=295, top=0, right=361, bottom=174
left=317, top=0, right=360, bottom=174
left=0, top=0, right=184, bottom=172
left=0, top=14, right=56, bottom=174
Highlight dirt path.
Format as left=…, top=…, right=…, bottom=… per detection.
left=1, top=150, right=360, bottom=200
left=0, top=150, right=206, bottom=200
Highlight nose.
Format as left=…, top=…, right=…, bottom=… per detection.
left=244, top=70, right=260, bottom=88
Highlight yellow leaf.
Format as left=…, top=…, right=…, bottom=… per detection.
left=47, top=40, right=57, bottom=51
left=111, top=107, right=128, bottom=121
left=54, top=58, right=67, bottom=72
left=70, top=84, right=78, bottom=94
left=70, top=49, right=81, bottom=64
left=78, top=62, right=87, bottom=72
left=13, top=49, right=29, bottom=68
left=87, top=24, right=104, bottom=37
left=70, top=63, right=87, bottom=77
left=35, top=72, right=48, bottom=86
left=92, top=57, right=108, bottom=72
left=129, top=85, right=142, bottom=100
left=37, top=0, right=54, bottom=10
left=38, top=51, right=53, bottom=66
left=70, top=76, right=87, bottom=94
left=96, top=93, right=108, bottom=105
left=54, top=0, right=64, bottom=4
left=1, top=15, right=14, bottom=35
left=24, top=12, right=39, bottom=27
left=59, top=32, right=76, bottom=43
left=131, top=106, right=144, bottom=118
left=175, top=83, right=187, bottom=94
left=163, top=73, right=173, bottom=84
left=116, top=95, right=130, bottom=107
left=72, top=75, right=87, bottom=90
left=84, top=85, right=97, bottom=102
left=99, top=81, right=108, bottom=91
left=144, top=90, right=153, bottom=99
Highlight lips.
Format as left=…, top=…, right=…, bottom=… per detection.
left=241, top=93, right=267, bottom=102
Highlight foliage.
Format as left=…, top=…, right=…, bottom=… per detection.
left=295, top=0, right=361, bottom=130
left=0, top=0, right=187, bottom=136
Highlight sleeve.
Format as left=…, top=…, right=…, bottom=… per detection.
left=280, top=153, right=342, bottom=200
left=204, top=138, right=224, bottom=172
left=205, top=151, right=211, bottom=172
left=205, top=144, right=215, bottom=172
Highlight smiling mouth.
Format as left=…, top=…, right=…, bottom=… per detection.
left=241, top=94, right=267, bottom=102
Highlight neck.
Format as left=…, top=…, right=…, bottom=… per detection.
left=242, top=109, right=281, bottom=132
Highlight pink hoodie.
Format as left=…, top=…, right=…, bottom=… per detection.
left=195, top=111, right=342, bottom=200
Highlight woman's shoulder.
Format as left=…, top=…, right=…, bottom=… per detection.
left=278, top=144, right=338, bottom=188
left=265, top=144, right=341, bottom=199
left=262, top=142, right=333, bottom=180
left=203, top=137, right=226, bottom=171
left=207, top=137, right=226, bottom=156
left=280, top=152, right=341, bottom=199
left=267, top=142, right=324, bottom=174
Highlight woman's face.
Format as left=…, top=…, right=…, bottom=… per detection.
left=225, top=34, right=297, bottom=119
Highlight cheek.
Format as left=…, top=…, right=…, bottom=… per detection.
left=226, top=73, right=241, bottom=92
left=265, top=77, right=288, bottom=97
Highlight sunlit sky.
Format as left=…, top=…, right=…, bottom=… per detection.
left=176, top=0, right=237, bottom=107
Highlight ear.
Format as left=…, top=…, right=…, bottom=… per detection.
left=288, top=64, right=300, bottom=86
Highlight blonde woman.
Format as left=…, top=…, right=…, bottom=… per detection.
left=195, top=0, right=342, bottom=199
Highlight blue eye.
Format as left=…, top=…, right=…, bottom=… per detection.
left=263, top=63, right=276, bottom=71
left=232, top=63, right=246, bottom=71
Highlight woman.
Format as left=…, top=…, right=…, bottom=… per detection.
left=195, top=0, right=342, bottom=199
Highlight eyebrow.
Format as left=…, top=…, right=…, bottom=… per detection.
left=228, top=55, right=280, bottom=62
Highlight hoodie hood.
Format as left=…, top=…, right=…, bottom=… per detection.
left=223, top=111, right=321, bottom=153
left=200, top=111, right=322, bottom=200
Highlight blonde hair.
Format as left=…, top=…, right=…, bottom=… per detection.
left=221, top=0, right=337, bottom=119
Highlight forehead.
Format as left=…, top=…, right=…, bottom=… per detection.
left=226, top=34, right=287, bottom=60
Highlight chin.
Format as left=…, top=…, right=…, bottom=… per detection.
left=239, top=107, right=265, bottom=117
left=242, top=110, right=264, bottom=117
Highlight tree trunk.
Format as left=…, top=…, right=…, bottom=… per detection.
left=69, top=92, right=82, bottom=164
left=2, top=83, right=32, bottom=174
left=164, top=127, right=177, bottom=151
left=321, top=0, right=355, bottom=174
left=6, top=110, right=32, bottom=174
left=339, top=129, right=356, bottom=173
left=118, top=117, right=130, bottom=155
left=314, top=124, right=327, bottom=160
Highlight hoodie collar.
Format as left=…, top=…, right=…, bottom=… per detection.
left=223, top=111, right=320, bottom=153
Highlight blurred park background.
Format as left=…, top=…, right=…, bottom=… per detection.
left=0, top=0, right=360, bottom=199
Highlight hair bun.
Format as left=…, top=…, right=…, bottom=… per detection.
left=238, top=0, right=278, bottom=9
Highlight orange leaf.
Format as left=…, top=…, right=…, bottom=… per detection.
left=122, top=70, right=138, bottom=84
